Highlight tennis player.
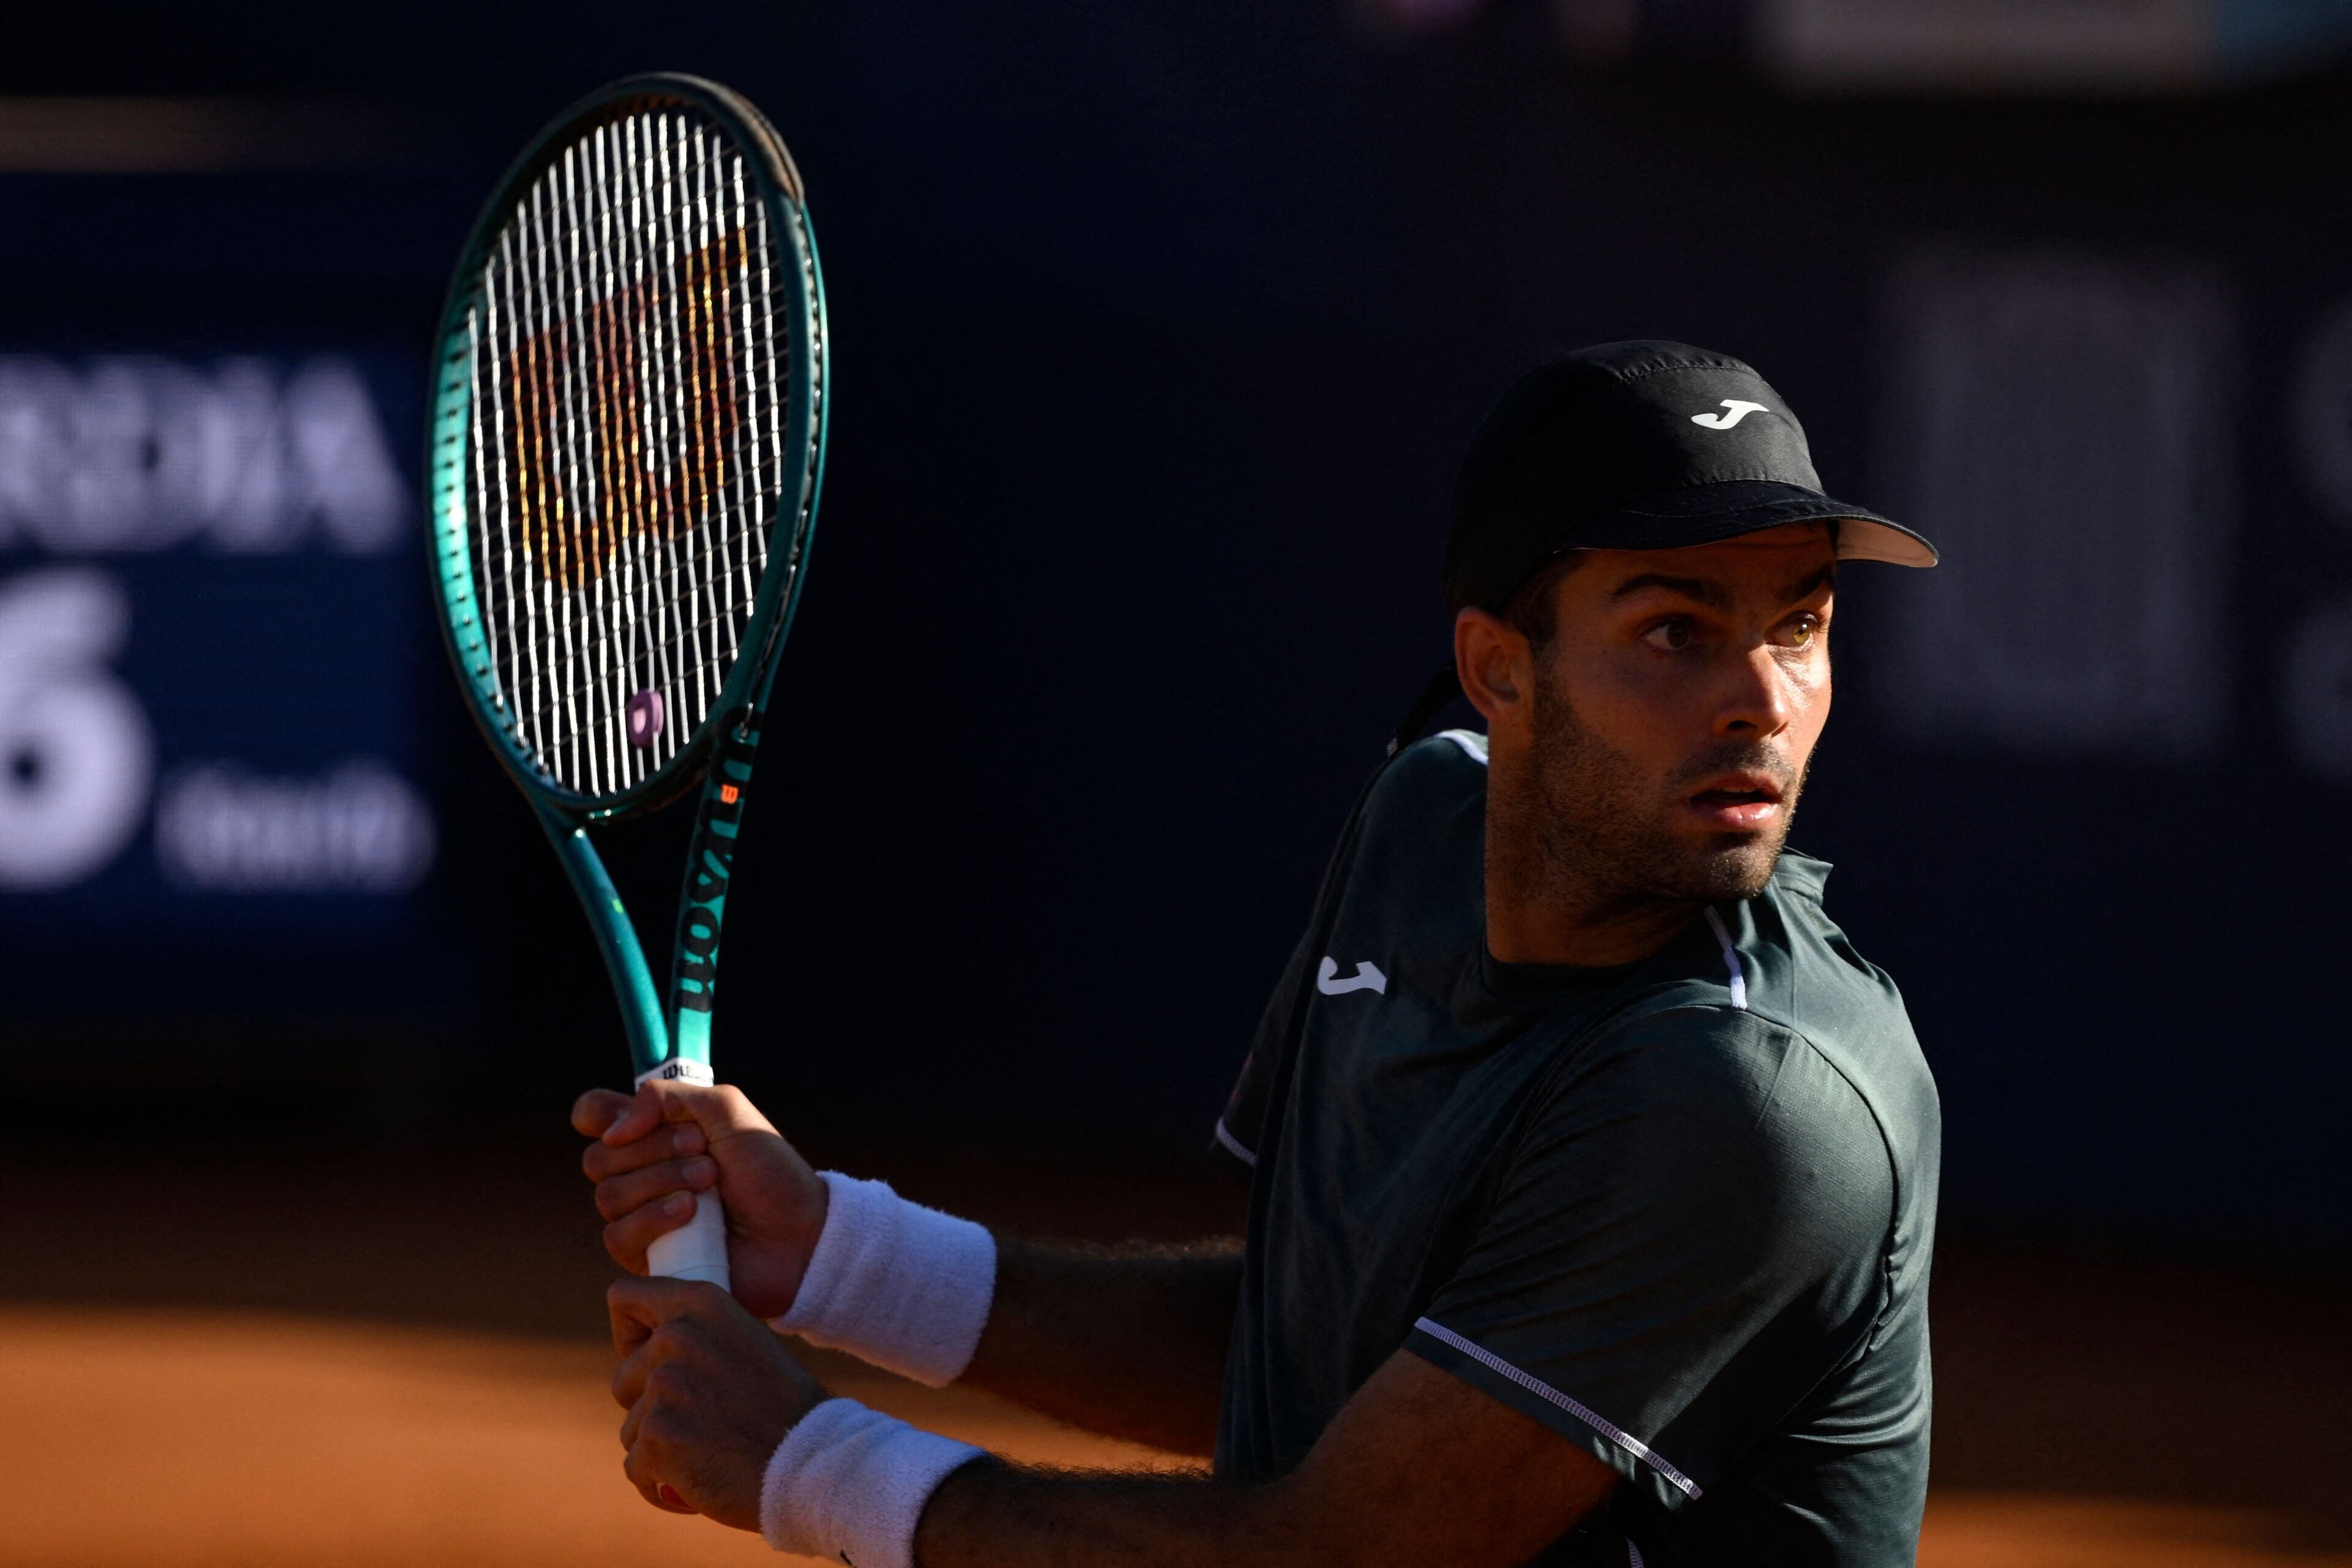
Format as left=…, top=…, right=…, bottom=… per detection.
left=576, top=341, right=1942, bottom=1567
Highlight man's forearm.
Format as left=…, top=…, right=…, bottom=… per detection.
left=911, top=1351, right=1615, bottom=1568
left=916, top=1460, right=1287, bottom=1568
left=959, top=1237, right=1242, bottom=1455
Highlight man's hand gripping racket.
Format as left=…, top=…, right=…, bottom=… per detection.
left=427, top=74, right=827, bottom=1292
left=573, top=1078, right=829, bottom=1319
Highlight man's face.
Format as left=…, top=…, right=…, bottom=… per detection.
left=1504, top=524, right=1838, bottom=908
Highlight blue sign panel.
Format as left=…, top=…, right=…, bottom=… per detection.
left=0, top=349, right=443, bottom=995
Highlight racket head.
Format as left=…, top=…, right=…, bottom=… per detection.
left=427, top=73, right=826, bottom=823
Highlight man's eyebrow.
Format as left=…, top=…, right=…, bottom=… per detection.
left=1780, top=563, right=1838, bottom=604
left=1608, top=573, right=1731, bottom=609
left=1608, top=563, right=1839, bottom=611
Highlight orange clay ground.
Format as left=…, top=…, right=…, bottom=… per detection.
left=1, top=1137, right=2343, bottom=1567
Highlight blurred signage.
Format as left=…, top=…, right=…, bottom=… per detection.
left=1353, top=0, right=2352, bottom=81
left=2289, top=305, right=2352, bottom=783
left=1754, top=0, right=2352, bottom=92
left=0, top=351, right=434, bottom=959
left=1871, top=247, right=2236, bottom=760
left=0, top=355, right=402, bottom=555
left=0, top=568, right=149, bottom=888
left=2282, top=597, right=2352, bottom=782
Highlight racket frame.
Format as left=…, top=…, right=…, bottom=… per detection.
left=425, top=72, right=828, bottom=1079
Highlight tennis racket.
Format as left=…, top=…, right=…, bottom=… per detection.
left=425, top=74, right=827, bottom=1289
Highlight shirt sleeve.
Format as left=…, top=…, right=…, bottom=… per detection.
left=1405, top=1008, right=1894, bottom=1510
left=1212, top=926, right=1318, bottom=1173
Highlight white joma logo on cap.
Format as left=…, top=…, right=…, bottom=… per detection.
left=1317, top=957, right=1387, bottom=996
left=1691, top=399, right=1768, bottom=429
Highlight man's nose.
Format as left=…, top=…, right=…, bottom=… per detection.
left=1714, top=644, right=1796, bottom=739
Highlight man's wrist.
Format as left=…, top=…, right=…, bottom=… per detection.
left=760, top=1396, right=986, bottom=1568
left=774, top=1171, right=998, bottom=1387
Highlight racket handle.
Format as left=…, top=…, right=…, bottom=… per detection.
left=633, top=1059, right=731, bottom=1288
left=649, top=1188, right=731, bottom=1289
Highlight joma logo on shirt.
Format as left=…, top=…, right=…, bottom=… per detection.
left=1317, top=957, right=1387, bottom=996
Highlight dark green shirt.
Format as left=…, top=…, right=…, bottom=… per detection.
left=1215, top=733, right=1939, bottom=1567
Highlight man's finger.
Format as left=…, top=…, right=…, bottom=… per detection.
left=598, top=1084, right=669, bottom=1147
left=622, top=1440, right=693, bottom=1514
left=600, top=1079, right=777, bottom=1150
left=602, top=1191, right=699, bottom=1274
left=608, top=1276, right=669, bottom=1356
left=613, top=1340, right=657, bottom=1412
left=606, top=1275, right=728, bottom=1355
left=581, top=1121, right=707, bottom=1183
left=594, top=1158, right=716, bottom=1223
left=570, top=1088, right=633, bottom=1139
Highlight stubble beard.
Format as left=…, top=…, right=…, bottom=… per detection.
left=1491, top=663, right=1806, bottom=925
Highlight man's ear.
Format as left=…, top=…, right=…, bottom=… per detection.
left=1455, top=608, right=1534, bottom=736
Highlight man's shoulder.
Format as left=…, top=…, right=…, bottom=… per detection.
left=1569, top=1002, right=1891, bottom=1167
left=1746, top=848, right=1900, bottom=1023
left=1507, top=1003, right=1901, bottom=1310
left=1364, top=729, right=1488, bottom=818
left=1540, top=900, right=1938, bottom=1271
left=1325, top=731, right=1491, bottom=932
left=1736, top=862, right=1942, bottom=1170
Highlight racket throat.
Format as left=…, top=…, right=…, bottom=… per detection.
left=535, top=805, right=672, bottom=1074
left=665, top=709, right=762, bottom=1061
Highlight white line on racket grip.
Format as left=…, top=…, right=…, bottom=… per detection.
left=633, top=1058, right=732, bottom=1291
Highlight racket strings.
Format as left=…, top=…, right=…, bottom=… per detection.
left=464, top=104, right=791, bottom=798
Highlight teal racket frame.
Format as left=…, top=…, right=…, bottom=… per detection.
left=424, top=73, right=829, bottom=1080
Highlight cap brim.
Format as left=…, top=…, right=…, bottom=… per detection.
left=1580, top=480, right=1939, bottom=568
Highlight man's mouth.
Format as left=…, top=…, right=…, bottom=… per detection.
left=1684, top=773, right=1785, bottom=832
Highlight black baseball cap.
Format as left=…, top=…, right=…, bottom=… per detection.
left=1442, top=341, right=1936, bottom=614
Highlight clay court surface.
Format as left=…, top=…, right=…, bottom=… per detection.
left=3, top=1136, right=2344, bottom=1567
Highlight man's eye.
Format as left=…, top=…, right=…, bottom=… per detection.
left=1778, top=613, right=1823, bottom=649
left=1642, top=619, right=1693, bottom=652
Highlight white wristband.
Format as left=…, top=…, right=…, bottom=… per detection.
left=775, top=1172, right=997, bottom=1387
left=760, top=1397, right=984, bottom=1567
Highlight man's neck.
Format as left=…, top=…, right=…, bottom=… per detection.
left=1483, top=879, right=1700, bottom=969
left=1477, top=734, right=1717, bottom=968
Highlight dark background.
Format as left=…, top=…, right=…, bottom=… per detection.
left=6, top=0, right=2352, bottom=1267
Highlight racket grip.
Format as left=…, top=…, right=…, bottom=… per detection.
left=632, top=1059, right=730, bottom=1289
left=649, top=1187, right=731, bottom=1289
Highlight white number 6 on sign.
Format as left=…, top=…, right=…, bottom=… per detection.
left=0, top=569, right=153, bottom=889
